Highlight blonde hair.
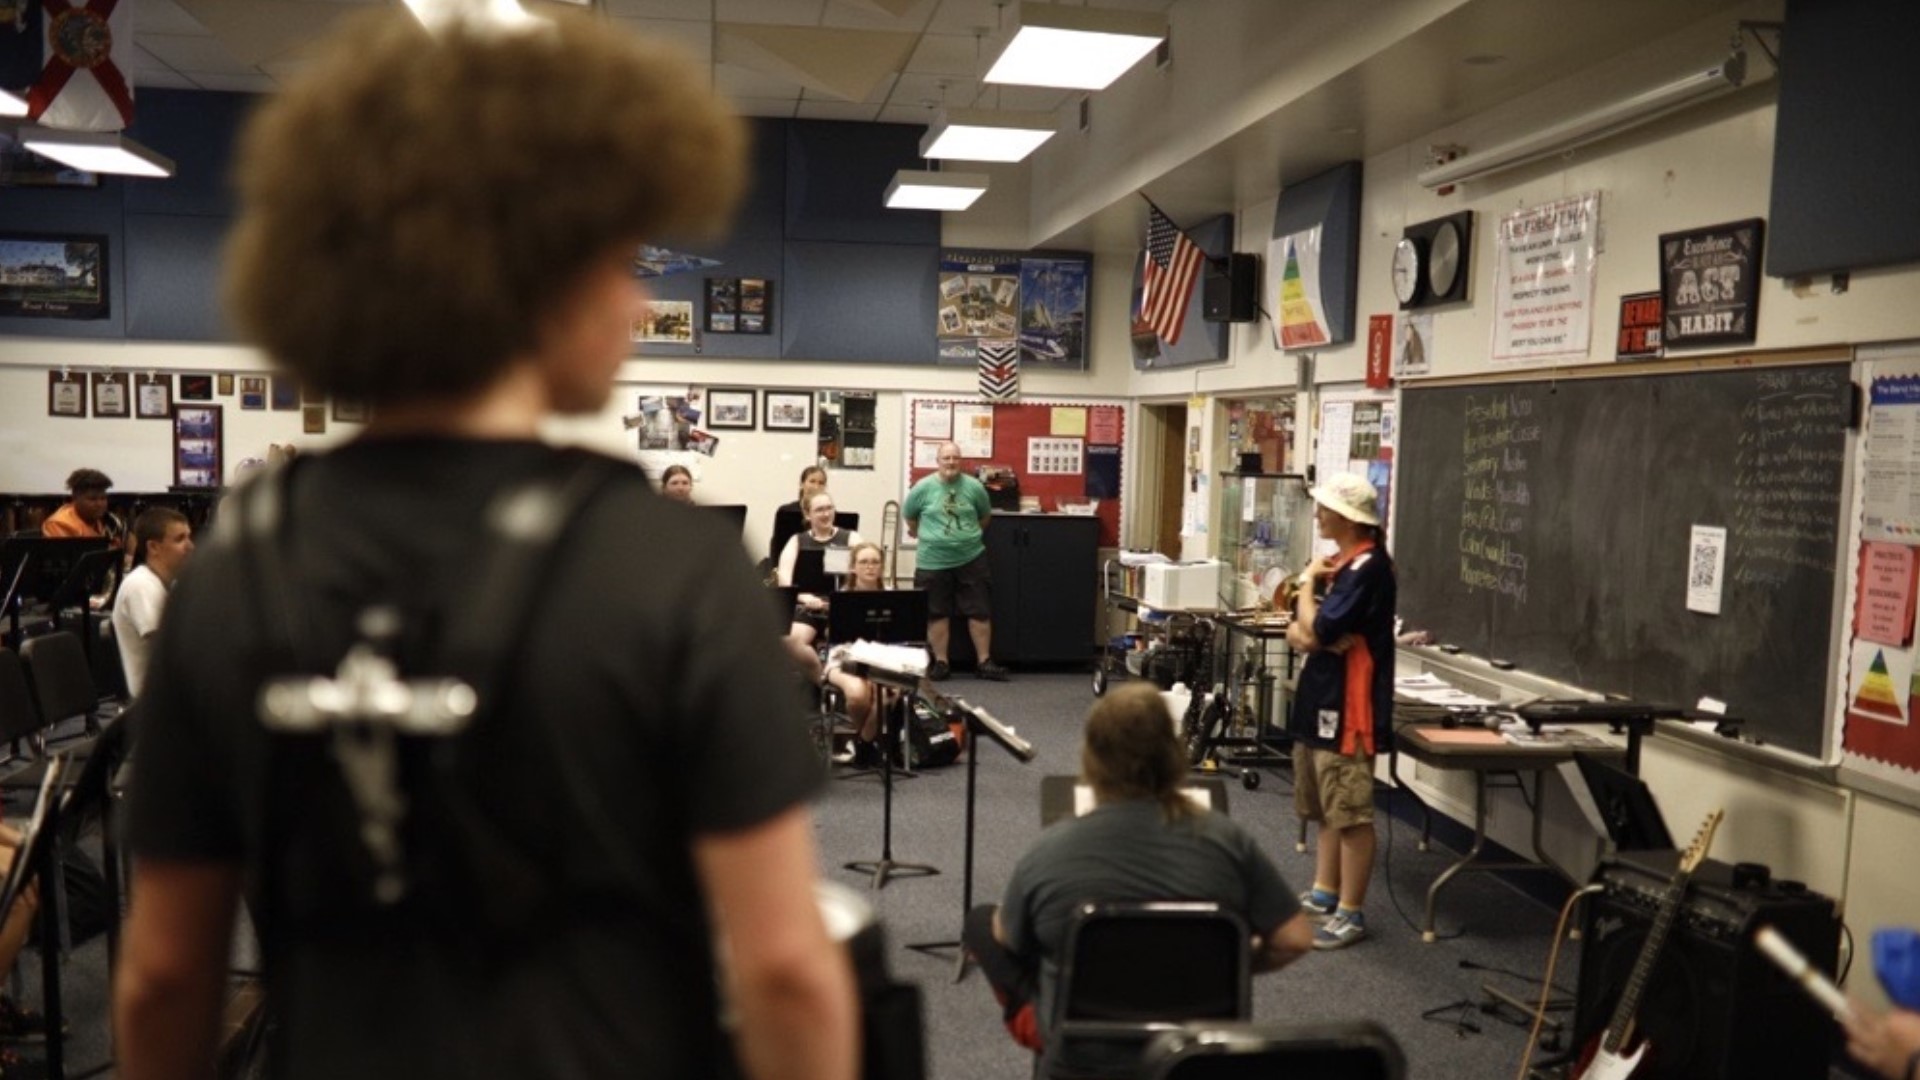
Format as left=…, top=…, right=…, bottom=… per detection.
left=1080, top=683, right=1194, bottom=821
left=223, top=10, right=744, bottom=405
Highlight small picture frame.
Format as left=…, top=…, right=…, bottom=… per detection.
left=238, top=375, right=267, bottom=410
left=705, top=277, right=739, bottom=333
left=48, top=371, right=86, bottom=418
left=178, top=373, right=214, bottom=402
left=332, top=397, right=368, bottom=424
left=91, top=371, right=130, bottom=418
left=706, top=387, right=757, bottom=430
left=135, top=373, right=173, bottom=420
left=763, top=389, right=813, bottom=432
left=172, top=404, right=223, bottom=489
left=217, top=373, right=234, bottom=396
left=270, top=376, right=301, bottom=411
left=302, top=404, right=327, bottom=435
left=739, top=278, right=772, bottom=334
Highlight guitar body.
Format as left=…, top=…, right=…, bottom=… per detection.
left=1576, top=1037, right=1647, bottom=1080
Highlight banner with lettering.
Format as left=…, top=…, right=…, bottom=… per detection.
left=1490, top=191, right=1600, bottom=365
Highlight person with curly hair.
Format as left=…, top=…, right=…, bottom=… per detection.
left=114, top=9, right=855, bottom=1080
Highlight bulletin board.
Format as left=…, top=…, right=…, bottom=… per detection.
left=904, top=397, right=1126, bottom=547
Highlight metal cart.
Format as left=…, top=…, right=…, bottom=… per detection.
left=1094, top=557, right=1217, bottom=703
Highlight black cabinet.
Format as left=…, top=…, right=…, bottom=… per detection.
left=946, top=514, right=1100, bottom=668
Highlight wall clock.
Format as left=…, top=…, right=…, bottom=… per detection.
left=1395, top=211, right=1474, bottom=310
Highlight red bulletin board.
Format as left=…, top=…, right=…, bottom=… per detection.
left=907, top=399, right=1125, bottom=547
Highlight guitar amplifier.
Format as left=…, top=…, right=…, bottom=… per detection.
left=1574, top=852, right=1840, bottom=1080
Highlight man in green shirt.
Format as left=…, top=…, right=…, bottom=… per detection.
left=902, top=441, right=1007, bottom=681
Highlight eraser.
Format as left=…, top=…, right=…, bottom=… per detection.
left=1490, top=659, right=1517, bottom=671
left=1440, top=644, right=1461, bottom=655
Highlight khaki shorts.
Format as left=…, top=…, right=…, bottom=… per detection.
left=1293, top=744, right=1376, bottom=831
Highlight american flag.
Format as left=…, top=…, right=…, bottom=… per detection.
left=1139, top=204, right=1204, bottom=346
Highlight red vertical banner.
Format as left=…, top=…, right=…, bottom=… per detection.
left=1365, top=314, right=1393, bottom=389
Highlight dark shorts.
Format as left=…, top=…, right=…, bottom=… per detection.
left=915, top=551, right=992, bottom=620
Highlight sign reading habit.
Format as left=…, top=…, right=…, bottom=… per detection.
left=1660, top=218, right=1763, bottom=349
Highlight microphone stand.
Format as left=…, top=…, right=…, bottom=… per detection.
left=905, top=695, right=1034, bottom=982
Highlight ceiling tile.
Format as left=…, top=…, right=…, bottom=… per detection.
left=718, top=0, right=825, bottom=25
left=902, top=32, right=979, bottom=77
left=185, top=72, right=280, bottom=93
left=610, top=16, right=714, bottom=62
left=730, top=96, right=801, bottom=119
left=924, top=0, right=1001, bottom=35
left=134, top=69, right=203, bottom=91
left=138, top=0, right=214, bottom=36
left=822, top=0, right=932, bottom=30
left=140, top=33, right=259, bottom=76
left=875, top=102, right=940, bottom=126
left=796, top=99, right=885, bottom=121
left=713, top=62, right=806, bottom=99
left=603, top=0, right=716, bottom=17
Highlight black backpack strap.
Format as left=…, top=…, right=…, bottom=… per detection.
left=432, top=448, right=625, bottom=704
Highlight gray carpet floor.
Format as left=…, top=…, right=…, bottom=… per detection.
left=812, top=672, right=1587, bottom=1080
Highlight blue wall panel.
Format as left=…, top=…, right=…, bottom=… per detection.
left=125, top=214, right=232, bottom=341
left=783, top=240, right=937, bottom=362
left=123, top=89, right=252, bottom=218
left=784, top=121, right=938, bottom=246
left=0, top=185, right=128, bottom=340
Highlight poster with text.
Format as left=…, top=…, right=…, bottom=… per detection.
left=1490, top=191, right=1600, bottom=364
left=1269, top=226, right=1331, bottom=350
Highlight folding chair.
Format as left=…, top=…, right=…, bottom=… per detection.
left=19, top=631, right=111, bottom=750
left=1143, top=1021, right=1407, bottom=1079
left=1046, top=901, right=1252, bottom=1080
left=0, top=649, right=39, bottom=769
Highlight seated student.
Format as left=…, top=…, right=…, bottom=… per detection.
left=819, top=543, right=890, bottom=766
left=776, top=492, right=863, bottom=589
left=42, top=468, right=123, bottom=540
left=112, top=507, right=196, bottom=697
left=660, top=463, right=695, bottom=503
left=769, top=466, right=829, bottom=565
left=963, top=683, right=1314, bottom=1075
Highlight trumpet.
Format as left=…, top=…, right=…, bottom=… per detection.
left=1275, top=572, right=1329, bottom=612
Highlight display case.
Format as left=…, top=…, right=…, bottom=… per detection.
left=1214, top=472, right=1311, bottom=612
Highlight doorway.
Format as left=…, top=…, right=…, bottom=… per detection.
left=1140, top=402, right=1188, bottom=558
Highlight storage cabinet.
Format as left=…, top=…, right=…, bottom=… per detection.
left=944, top=513, right=1100, bottom=668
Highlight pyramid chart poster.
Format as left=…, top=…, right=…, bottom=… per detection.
left=1848, top=640, right=1911, bottom=729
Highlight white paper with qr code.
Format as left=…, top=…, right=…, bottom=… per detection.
left=1687, top=525, right=1727, bottom=615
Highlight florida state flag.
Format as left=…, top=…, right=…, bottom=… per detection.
left=28, top=0, right=134, bottom=131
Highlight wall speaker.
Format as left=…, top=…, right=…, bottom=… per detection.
left=1202, top=253, right=1258, bottom=323
left=1574, top=853, right=1840, bottom=1080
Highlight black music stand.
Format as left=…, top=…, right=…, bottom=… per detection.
left=837, top=590, right=937, bottom=890
left=701, top=503, right=749, bottom=536
left=1, top=538, right=111, bottom=648
left=904, top=694, right=1035, bottom=980
left=791, top=547, right=835, bottom=596
left=0, top=757, right=70, bottom=1079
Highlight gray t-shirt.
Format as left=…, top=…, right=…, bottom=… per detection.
left=997, top=798, right=1300, bottom=1073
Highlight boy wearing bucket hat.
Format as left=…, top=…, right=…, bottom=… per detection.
left=1285, top=472, right=1396, bottom=949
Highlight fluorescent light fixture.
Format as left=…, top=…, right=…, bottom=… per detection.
left=919, top=108, right=1056, bottom=163
left=19, top=126, right=174, bottom=178
left=0, top=89, right=26, bottom=119
left=402, top=0, right=544, bottom=33
left=884, top=169, right=989, bottom=211
left=984, top=3, right=1165, bottom=91
left=1418, top=51, right=1764, bottom=189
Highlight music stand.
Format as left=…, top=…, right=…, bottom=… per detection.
left=701, top=503, right=749, bottom=536
left=1, top=538, right=111, bottom=647
left=0, top=757, right=70, bottom=1079
left=838, top=590, right=937, bottom=890
left=904, top=693, right=1035, bottom=980
left=791, top=548, right=835, bottom=596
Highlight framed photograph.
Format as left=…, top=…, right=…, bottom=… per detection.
left=48, top=371, right=86, bottom=418
left=739, top=278, right=772, bottom=334
left=135, top=373, right=173, bottom=420
left=763, top=389, right=813, bottom=432
left=270, top=376, right=300, bottom=411
left=631, top=300, right=694, bottom=345
left=332, top=397, right=368, bottom=424
left=705, top=277, right=739, bottom=333
left=0, top=233, right=108, bottom=320
left=178, top=373, right=214, bottom=401
left=1660, top=218, right=1764, bottom=349
left=706, top=388, right=757, bottom=429
left=302, top=405, right=327, bottom=435
left=217, top=373, right=234, bottom=396
left=172, top=405, right=223, bottom=489
left=238, top=375, right=267, bottom=411
left=90, top=371, right=129, bottom=418
left=0, top=145, right=98, bottom=189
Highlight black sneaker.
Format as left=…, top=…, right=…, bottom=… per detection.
left=976, top=660, right=1011, bottom=682
left=927, top=660, right=951, bottom=681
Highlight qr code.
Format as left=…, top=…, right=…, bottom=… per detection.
left=1689, top=541, right=1717, bottom=589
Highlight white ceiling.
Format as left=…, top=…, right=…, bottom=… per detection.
left=141, top=0, right=1177, bottom=120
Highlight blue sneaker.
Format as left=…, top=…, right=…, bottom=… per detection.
left=1298, top=889, right=1337, bottom=920
left=1313, top=910, right=1367, bottom=950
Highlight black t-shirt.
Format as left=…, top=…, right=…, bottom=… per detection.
left=127, top=438, right=823, bottom=1080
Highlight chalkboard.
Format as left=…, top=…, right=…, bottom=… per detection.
left=1396, top=363, right=1852, bottom=756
